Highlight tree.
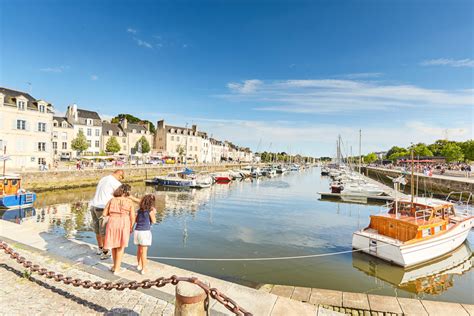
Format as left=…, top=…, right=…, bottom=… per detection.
left=409, top=143, right=433, bottom=157
left=177, top=145, right=185, bottom=162
left=106, top=136, right=121, bottom=154
left=388, top=151, right=409, bottom=161
left=135, top=136, right=151, bottom=154
left=428, top=139, right=453, bottom=156
left=459, top=140, right=474, bottom=162
left=364, top=152, right=378, bottom=164
left=71, top=130, right=88, bottom=155
left=441, top=143, right=464, bottom=162
left=111, top=114, right=156, bottom=134
left=386, top=146, right=406, bottom=159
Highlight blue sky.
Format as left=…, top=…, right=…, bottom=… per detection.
left=1, top=0, right=473, bottom=156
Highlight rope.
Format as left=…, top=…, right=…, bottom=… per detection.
left=148, top=243, right=392, bottom=261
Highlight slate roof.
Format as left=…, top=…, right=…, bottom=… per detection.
left=102, top=122, right=125, bottom=136
left=77, top=109, right=101, bottom=120
left=0, top=87, right=51, bottom=111
left=53, top=116, right=73, bottom=128
left=123, top=123, right=147, bottom=133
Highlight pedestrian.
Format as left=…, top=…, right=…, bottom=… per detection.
left=89, top=170, right=125, bottom=259
left=134, top=194, right=157, bottom=275
left=102, top=184, right=135, bottom=275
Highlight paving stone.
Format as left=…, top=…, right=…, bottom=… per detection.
left=343, top=292, right=370, bottom=310
left=310, top=288, right=343, bottom=307
left=258, top=284, right=274, bottom=293
left=462, top=304, right=474, bottom=316
left=421, top=300, right=469, bottom=316
left=270, top=285, right=294, bottom=298
left=397, top=298, right=428, bottom=316
left=291, top=286, right=311, bottom=302
left=367, top=294, right=402, bottom=314
left=271, top=296, right=317, bottom=316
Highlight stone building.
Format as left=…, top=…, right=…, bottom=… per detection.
left=0, top=87, right=54, bottom=170
left=65, top=104, right=102, bottom=155
left=52, top=116, right=75, bottom=160
left=102, top=118, right=153, bottom=155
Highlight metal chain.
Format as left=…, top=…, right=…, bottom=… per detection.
left=0, top=241, right=252, bottom=316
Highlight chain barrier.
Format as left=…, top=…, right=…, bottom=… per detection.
left=0, top=241, right=252, bottom=316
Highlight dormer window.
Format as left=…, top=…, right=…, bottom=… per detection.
left=119, top=131, right=123, bottom=137
left=86, top=119, right=93, bottom=126
left=62, top=122, right=67, bottom=128
left=108, top=130, right=113, bottom=136
left=132, top=129, right=137, bottom=133
left=53, top=121, right=58, bottom=127
left=141, top=130, right=145, bottom=134
left=39, top=105, right=45, bottom=113
left=18, top=100, right=26, bottom=111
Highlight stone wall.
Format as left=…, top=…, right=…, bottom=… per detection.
left=20, top=164, right=245, bottom=191
left=363, top=167, right=474, bottom=199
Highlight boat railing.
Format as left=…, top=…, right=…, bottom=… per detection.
left=446, top=191, right=473, bottom=215
left=415, top=209, right=432, bottom=222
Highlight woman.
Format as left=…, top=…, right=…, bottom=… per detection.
left=103, top=184, right=135, bottom=274
left=134, top=194, right=157, bottom=275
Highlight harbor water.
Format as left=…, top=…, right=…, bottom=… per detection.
left=2, top=167, right=473, bottom=304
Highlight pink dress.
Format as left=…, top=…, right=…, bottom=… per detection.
left=104, top=197, right=133, bottom=249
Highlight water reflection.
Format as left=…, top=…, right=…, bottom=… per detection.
left=1, top=207, right=36, bottom=224
left=352, top=243, right=473, bottom=295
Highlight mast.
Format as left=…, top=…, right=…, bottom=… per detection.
left=410, top=149, right=415, bottom=210
left=358, top=129, right=362, bottom=173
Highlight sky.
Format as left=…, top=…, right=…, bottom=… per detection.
left=1, top=0, right=473, bottom=157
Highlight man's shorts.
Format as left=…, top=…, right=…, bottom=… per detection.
left=90, top=207, right=106, bottom=236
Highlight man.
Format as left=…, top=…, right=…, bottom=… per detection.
left=90, top=170, right=124, bottom=259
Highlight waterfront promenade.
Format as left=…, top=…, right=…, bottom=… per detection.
left=1, top=219, right=473, bottom=315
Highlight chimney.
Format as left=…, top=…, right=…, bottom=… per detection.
left=192, top=124, right=197, bottom=132
left=72, top=104, right=78, bottom=121
left=121, top=117, right=128, bottom=129
left=157, top=119, right=165, bottom=130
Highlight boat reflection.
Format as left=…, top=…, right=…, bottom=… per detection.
left=352, top=243, right=473, bottom=295
left=0, top=207, right=36, bottom=224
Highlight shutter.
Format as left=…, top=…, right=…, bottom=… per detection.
left=25, top=120, right=30, bottom=131
left=12, top=119, right=17, bottom=129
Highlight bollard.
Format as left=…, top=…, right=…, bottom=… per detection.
left=174, top=281, right=209, bottom=316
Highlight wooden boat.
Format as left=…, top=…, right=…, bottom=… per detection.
left=352, top=195, right=473, bottom=267
left=0, top=174, right=36, bottom=209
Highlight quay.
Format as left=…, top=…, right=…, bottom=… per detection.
left=1, top=219, right=473, bottom=315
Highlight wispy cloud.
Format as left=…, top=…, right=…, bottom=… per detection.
left=127, top=28, right=137, bottom=34
left=340, top=72, right=383, bottom=79
left=133, top=37, right=153, bottom=49
left=40, top=65, right=69, bottom=73
left=218, top=79, right=473, bottom=113
left=90, top=75, right=99, bottom=81
left=421, top=58, right=474, bottom=68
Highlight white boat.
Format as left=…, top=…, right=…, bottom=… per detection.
left=352, top=195, right=474, bottom=267
left=341, top=182, right=385, bottom=196
left=193, top=174, right=213, bottom=188
left=150, top=172, right=196, bottom=187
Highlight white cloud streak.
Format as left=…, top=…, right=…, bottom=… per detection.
left=219, top=79, right=473, bottom=113
left=90, top=75, right=99, bottom=81
left=40, top=65, right=69, bottom=73
left=340, top=72, right=383, bottom=79
left=421, top=58, right=474, bottom=68
left=133, top=37, right=153, bottom=49
left=127, top=28, right=137, bottom=34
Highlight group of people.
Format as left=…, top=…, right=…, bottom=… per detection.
left=89, top=170, right=156, bottom=275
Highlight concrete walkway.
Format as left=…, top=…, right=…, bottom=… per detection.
left=0, top=220, right=320, bottom=315
left=367, top=167, right=474, bottom=184
left=259, top=284, right=474, bottom=316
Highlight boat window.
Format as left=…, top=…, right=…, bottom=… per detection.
left=434, top=226, right=441, bottom=234
left=11, top=179, right=18, bottom=186
left=4, top=179, right=8, bottom=186
left=421, top=228, right=431, bottom=237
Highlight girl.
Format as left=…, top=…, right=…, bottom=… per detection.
left=103, top=184, right=135, bottom=275
left=134, top=194, right=156, bottom=275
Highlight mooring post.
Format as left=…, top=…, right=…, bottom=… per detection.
left=174, top=281, right=209, bottom=316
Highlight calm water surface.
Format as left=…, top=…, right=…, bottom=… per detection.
left=3, top=168, right=473, bottom=304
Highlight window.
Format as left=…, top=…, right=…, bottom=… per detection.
left=177, top=136, right=180, bottom=141
left=95, top=140, right=99, bottom=147
left=17, top=120, right=26, bottom=130
left=87, top=128, right=92, bottom=136
left=62, top=142, right=67, bottom=150
left=38, top=158, right=46, bottom=165
left=61, top=132, right=67, bottom=140
left=87, top=140, right=91, bottom=147
left=86, top=119, right=93, bottom=126
left=38, top=122, right=46, bottom=132
left=122, top=138, right=126, bottom=143
left=53, top=131, right=58, bottom=138
left=132, top=129, right=136, bottom=133
left=171, top=136, right=174, bottom=141
left=62, top=122, right=67, bottom=128
left=18, top=101, right=26, bottom=110
left=108, top=130, right=113, bottom=136
left=52, top=142, right=58, bottom=149
left=95, top=129, right=100, bottom=136
left=38, top=142, right=46, bottom=152
left=53, top=121, right=58, bottom=127
left=39, top=105, right=45, bottom=113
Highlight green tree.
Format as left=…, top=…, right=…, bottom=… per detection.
left=71, top=130, right=88, bottom=155
left=428, top=139, right=453, bottom=156
left=388, top=151, right=409, bottom=161
left=106, top=136, right=121, bottom=153
left=111, top=114, right=156, bottom=134
left=135, top=136, right=151, bottom=154
left=409, top=143, right=433, bottom=157
left=459, top=140, right=474, bottom=162
left=177, top=145, right=185, bottom=162
left=364, top=152, right=378, bottom=164
left=441, top=143, right=464, bottom=162
left=386, top=146, right=406, bottom=159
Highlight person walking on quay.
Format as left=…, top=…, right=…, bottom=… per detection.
left=90, top=170, right=124, bottom=259
left=102, top=184, right=136, bottom=275
left=134, top=194, right=157, bottom=275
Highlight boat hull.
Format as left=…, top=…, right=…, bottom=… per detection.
left=152, top=178, right=195, bottom=187
left=352, top=218, right=474, bottom=267
left=0, top=193, right=36, bottom=209
left=214, top=177, right=232, bottom=183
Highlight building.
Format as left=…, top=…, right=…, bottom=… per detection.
left=52, top=116, right=75, bottom=160
left=102, top=118, right=153, bottom=155
left=0, top=87, right=54, bottom=170
left=155, top=120, right=205, bottom=162
left=65, top=104, right=102, bottom=155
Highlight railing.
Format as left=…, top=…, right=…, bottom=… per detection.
left=414, top=209, right=432, bottom=222
left=446, top=191, right=473, bottom=215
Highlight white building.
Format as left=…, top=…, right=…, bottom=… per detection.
left=102, top=118, right=153, bottom=155
left=52, top=116, right=75, bottom=160
left=65, top=104, right=102, bottom=155
left=0, top=87, right=54, bottom=170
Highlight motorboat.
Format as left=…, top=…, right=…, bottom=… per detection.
left=341, top=182, right=385, bottom=196
left=321, top=167, right=330, bottom=176
left=352, top=195, right=474, bottom=267
left=276, top=165, right=288, bottom=174
left=149, top=172, right=196, bottom=187
left=193, top=174, right=213, bottom=188
left=213, top=173, right=232, bottom=183
left=0, top=174, right=36, bottom=209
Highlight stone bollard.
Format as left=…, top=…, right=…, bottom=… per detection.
left=174, top=281, right=209, bottom=316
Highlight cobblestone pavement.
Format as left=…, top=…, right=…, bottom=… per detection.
left=0, top=248, right=174, bottom=316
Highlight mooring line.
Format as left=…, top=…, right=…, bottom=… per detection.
left=148, top=243, right=391, bottom=261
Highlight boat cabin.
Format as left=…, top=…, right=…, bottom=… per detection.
left=368, top=198, right=456, bottom=243
left=0, top=175, right=22, bottom=196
